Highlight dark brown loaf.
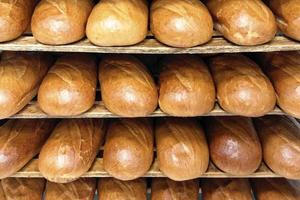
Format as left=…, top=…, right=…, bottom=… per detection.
left=0, top=52, right=52, bottom=119
left=1, top=178, right=45, bottom=200
left=260, top=52, right=300, bottom=119
left=254, top=116, right=300, bottom=179
left=158, top=55, right=215, bottom=116
left=0, top=119, right=56, bottom=179
left=269, top=0, right=300, bottom=41
left=209, top=54, right=276, bottom=117
left=39, top=119, right=106, bottom=183
left=150, top=0, right=213, bottom=47
left=86, top=0, right=148, bottom=46
left=204, top=117, right=262, bottom=175
left=205, top=0, right=276, bottom=45
left=151, top=178, right=199, bottom=200
left=0, top=0, right=36, bottom=42
left=38, top=54, right=97, bottom=116
left=98, top=178, right=147, bottom=200
left=155, top=118, right=209, bottom=181
left=103, top=118, right=153, bottom=180
left=44, top=178, right=96, bottom=200
left=99, top=55, right=158, bottom=117
left=252, top=178, right=300, bottom=200
left=31, top=0, right=93, bottom=45
left=202, top=179, right=253, bottom=200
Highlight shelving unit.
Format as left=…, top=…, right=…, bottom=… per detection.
left=13, top=159, right=280, bottom=178
left=1, top=1, right=300, bottom=199
left=0, top=35, right=299, bottom=54
left=2, top=33, right=299, bottom=181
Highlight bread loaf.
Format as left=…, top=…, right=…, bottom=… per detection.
left=252, top=178, right=300, bottom=200
left=269, top=0, right=300, bottom=41
left=150, top=0, right=213, bottom=47
left=202, top=179, right=253, bottom=200
left=151, top=178, right=199, bottom=200
left=155, top=118, right=209, bottom=181
left=259, top=52, right=300, bottom=119
left=99, top=55, right=158, bottom=117
left=0, top=0, right=36, bottom=42
left=103, top=118, right=153, bottom=180
left=209, top=54, right=276, bottom=117
left=38, top=54, right=97, bottom=116
left=254, top=116, right=300, bottom=179
left=0, top=52, right=52, bottom=119
left=44, top=178, right=96, bottom=200
left=158, top=55, right=215, bottom=116
left=86, top=0, right=148, bottom=46
left=0, top=119, right=56, bottom=179
left=204, top=116, right=262, bottom=175
left=31, top=0, right=93, bottom=45
left=39, top=119, right=106, bottom=183
left=1, top=178, right=45, bottom=200
left=98, top=178, right=147, bottom=200
left=205, top=0, right=276, bottom=45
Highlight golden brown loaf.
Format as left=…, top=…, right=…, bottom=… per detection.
left=204, top=117, right=262, bottom=175
left=38, top=54, right=97, bottom=116
left=252, top=178, right=300, bottom=200
left=158, top=55, right=215, bottom=116
left=98, top=178, right=147, bottom=200
left=260, top=52, right=300, bottom=119
left=151, top=178, right=199, bottom=200
left=155, top=118, right=209, bottom=181
left=205, top=0, right=276, bottom=45
left=99, top=55, right=158, bottom=117
left=44, top=178, right=96, bottom=200
left=31, top=0, right=93, bottom=45
left=254, top=116, right=300, bottom=179
left=150, top=0, right=213, bottom=47
left=209, top=54, right=276, bottom=117
left=1, top=178, right=45, bottom=200
left=269, top=0, right=300, bottom=41
left=0, top=119, right=55, bottom=179
left=202, top=179, right=253, bottom=200
left=103, top=118, right=153, bottom=180
left=0, top=52, right=52, bottom=119
left=0, top=0, right=36, bottom=42
left=39, top=119, right=106, bottom=183
left=86, top=0, right=148, bottom=46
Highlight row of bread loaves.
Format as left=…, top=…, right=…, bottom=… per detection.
left=0, top=177, right=299, bottom=200
left=0, top=116, right=298, bottom=182
left=0, top=52, right=98, bottom=118
left=1, top=0, right=300, bottom=46
left=0, top=0, right=149, bottom=46
left=1, top=52, right=300, bottom=118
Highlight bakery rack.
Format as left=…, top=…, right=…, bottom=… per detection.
left=1, top=32, right=299, bottom=180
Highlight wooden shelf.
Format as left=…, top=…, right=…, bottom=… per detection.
left=1, top=35, right=300, bottom=54
left=12, top=159, right=280, bottom=178
left=10, top=101, right=285, bottom=119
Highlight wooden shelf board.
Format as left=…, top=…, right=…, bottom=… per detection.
left=0, top=36, right=299, bottom=54
left=11, top=159, right=280, bottom=178
left=9, top=101, right=285, bottom=119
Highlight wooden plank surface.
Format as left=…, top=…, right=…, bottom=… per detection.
left=11, top=159, right=280, bottom=178
left=9, top=101, right=285, bottom=118
left=0, top=36, right=299, bottom=54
